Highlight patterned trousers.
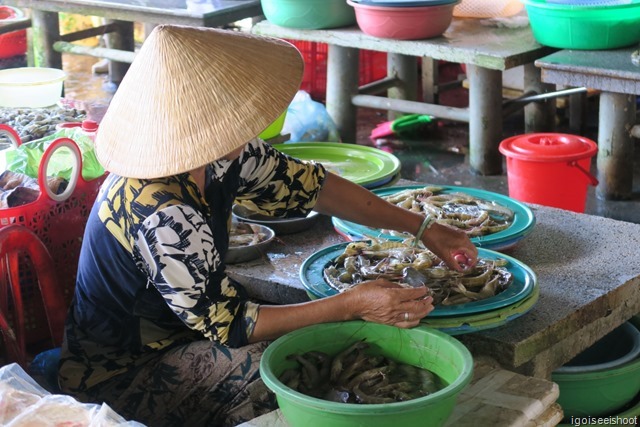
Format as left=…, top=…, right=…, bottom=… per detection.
left=79, top=340, right=277, bottom=427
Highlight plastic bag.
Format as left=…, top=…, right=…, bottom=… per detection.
left=2, top=127, right=104, bottom=181
left=281, top=91, right=341, bottom=143
left=0, top=363, right=145, bottom=426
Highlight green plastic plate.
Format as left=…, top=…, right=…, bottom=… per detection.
left=332, top=185, right=536, bottom=251
left=300, top=242, right=537, bottom=318
left=420, top=284, right=539, bottom=335
left=273, top=142, right=401, bottom=189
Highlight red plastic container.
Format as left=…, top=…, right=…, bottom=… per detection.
left=288, top=40, right=387, bottom=100
left=0, top=6, right=28, bottom=59
left=0, top=125, right=106, bottom=347
left=499, top=133, right=598, bottom=213
left=347, top=0, right=458, bottom=40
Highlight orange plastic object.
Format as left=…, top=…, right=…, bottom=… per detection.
left=0, top=225, right=67, bottom=367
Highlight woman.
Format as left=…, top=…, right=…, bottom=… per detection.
left=58, top=25, right=477, bottom=426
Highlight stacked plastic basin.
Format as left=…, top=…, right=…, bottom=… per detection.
left=260, top=0, right=356, bottom=29
left=0, top=6, right=27, bottom=60
left=521, top=0, right=640, bottom=49
left=553, top=317, right=640, bottom=423
left=346, top=0, right=461, bottom=40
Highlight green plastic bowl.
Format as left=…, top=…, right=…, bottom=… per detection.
left=260, top=321, right=474, bottom=427
left=261, top=0, right=357, bottom=29
left=259, top=111, right=287, bottom=140
left=522, top=0, right=640, bottom=49
left=552, top=320, right=640, bottom=418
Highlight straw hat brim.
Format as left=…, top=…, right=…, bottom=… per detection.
left=95, top=25, right=304, bottom=179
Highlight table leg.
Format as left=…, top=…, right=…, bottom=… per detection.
left=30, top=10, right=61, bottom=69
left=523, top=62, right=556, bottom=133
left=387, top=53, right=418, bottom=121
left=104, top=20, right=135, bottom=90
left=421, top=57, right=438, bottom=104
left=467, top=64, right=503, bottom=175
left=596, top=92, right=635, bottom=200
left=326, top=45, right=359, bottom=143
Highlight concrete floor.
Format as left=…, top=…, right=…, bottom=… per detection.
left=61, top=54, right=640, bottom=225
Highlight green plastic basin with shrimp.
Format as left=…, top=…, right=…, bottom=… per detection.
left=260, top=321, right=473, bottom=427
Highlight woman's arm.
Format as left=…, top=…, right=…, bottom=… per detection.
left=249, top=280, right=434, bottom=342
left=313, top=172, right=478, bottom=269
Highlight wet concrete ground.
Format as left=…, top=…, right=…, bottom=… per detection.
left=61, top=54, right=640, bottom=224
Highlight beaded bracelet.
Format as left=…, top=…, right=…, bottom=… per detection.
left=412, top=214, right=436, bottom=247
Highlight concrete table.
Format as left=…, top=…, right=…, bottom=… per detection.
left=4, top=0, right=262, bottom=85
left=535, top=48, right=640, bottom=201
left=252, top=19, right=556, bottom=175
left=228, top=200, right=640, bottom=379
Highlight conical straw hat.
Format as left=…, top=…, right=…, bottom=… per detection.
left=95, top=24, right=303, bottom=178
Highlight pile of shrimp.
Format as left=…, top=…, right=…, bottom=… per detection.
left=323, top=239, right=513, bottom=306
left=229, top=223, right=266, bottom=247
left=381, top=186, right=514, bottom=237
left=279, top=340, right=443, bottom=404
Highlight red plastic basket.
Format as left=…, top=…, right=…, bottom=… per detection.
left=0, top=125, right=105, bottom=347
left=288, top=40, right=387, bottom=101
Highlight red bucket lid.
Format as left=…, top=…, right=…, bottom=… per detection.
left=499, top=133, right=597, bottom=162
left=0, top=6, right=18, bottom=20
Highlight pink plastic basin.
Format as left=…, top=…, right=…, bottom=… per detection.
left=347, top=0, right=459, bottom=40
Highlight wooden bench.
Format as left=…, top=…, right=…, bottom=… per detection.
left=252, top=19, right=556, bottom=175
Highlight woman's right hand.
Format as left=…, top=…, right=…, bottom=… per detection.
left=344, top=279, right=434, bottom=328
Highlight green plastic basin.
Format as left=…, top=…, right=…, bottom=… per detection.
left=522, top=0, right=640, bottom=49
left=552, top=319, right=640, bottom=418
left=260, top=321, right=474, bottom=427
left=259, top=110, right=287, bottom=140
left=261, top=0, right=356, bottom=29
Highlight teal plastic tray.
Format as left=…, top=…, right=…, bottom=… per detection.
left=332, top=185, right=536, bottom=251
left=300, top=242, right=537, bottom=319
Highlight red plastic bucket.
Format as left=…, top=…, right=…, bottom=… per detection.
left=0, top=6, right=28, bottom=59
left=499, top=133, right=598, bottom=213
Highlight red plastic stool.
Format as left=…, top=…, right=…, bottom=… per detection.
left=0, top=225, right=66, bottom=369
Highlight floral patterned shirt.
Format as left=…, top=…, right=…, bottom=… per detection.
left=59, top=139, right=326, bottom=392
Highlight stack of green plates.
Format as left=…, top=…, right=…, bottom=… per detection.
left=273, top=142, right=401, bottom=189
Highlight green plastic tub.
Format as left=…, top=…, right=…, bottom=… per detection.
left=260, top=321, right=474, bottom=427
left=522, top=0, right=640, bottom=49
left=552, top=319, right=640, bottom=418
left=261, top=0, right=356, bottom=29
left=259, top=110, right=287, bottom=140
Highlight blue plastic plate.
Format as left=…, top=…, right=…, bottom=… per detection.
left=332, top=185, right=536, bottom=250
left=300, top=242, right=537, bottom=318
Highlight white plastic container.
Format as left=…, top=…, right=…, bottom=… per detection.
left=0, top=67, right=67, bottom=108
